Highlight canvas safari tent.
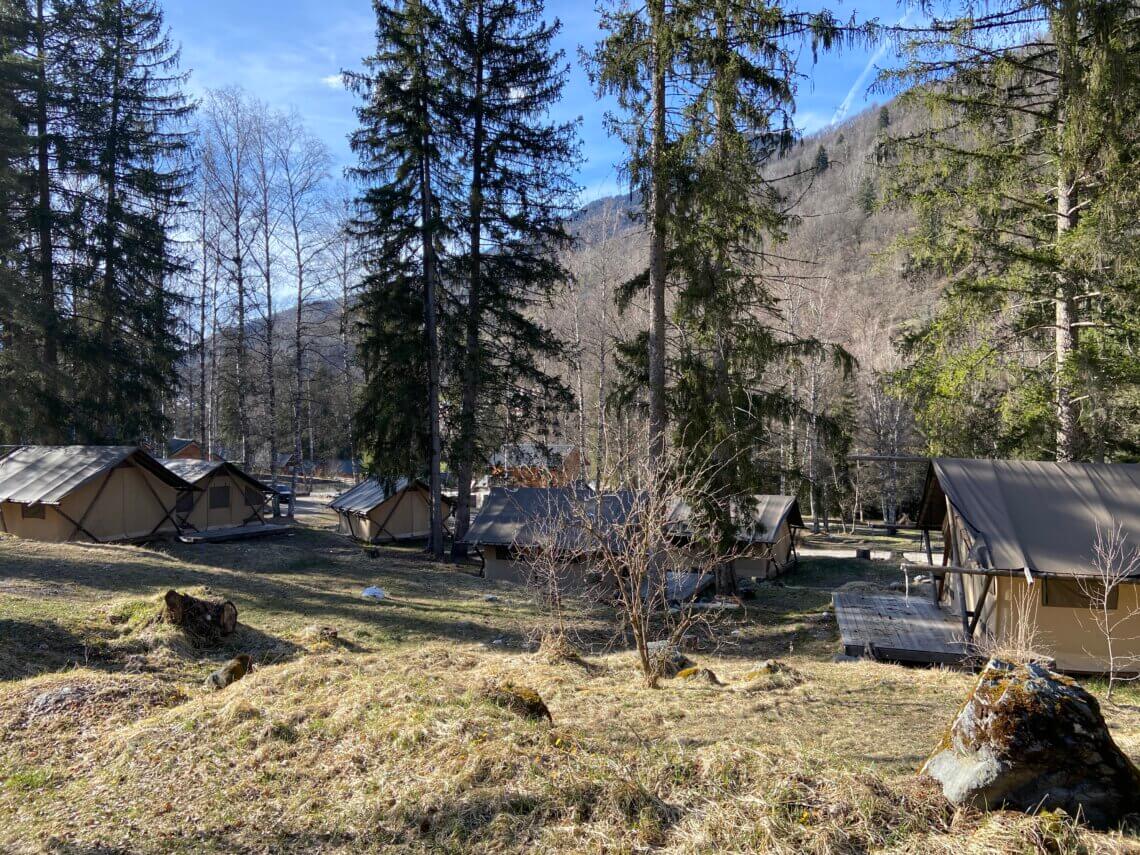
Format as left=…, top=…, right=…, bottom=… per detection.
left=0, top=446, right=193, bottom=543
left=916, top=457, right=1140, bottom=673
left=667, top=494, right=803, bottom=581
left=160, top=459, right=271, bottom=533
left=461, top=484, right=628, bottom=588
left=166, top=437, right=217, bottom=461
left=330, top=478, right=453, bottom=543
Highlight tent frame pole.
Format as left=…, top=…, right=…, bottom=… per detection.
left=137, top=463, right=182, bottom=536
left=68, top=469, right=115, bottom=542
left=967, top=574, right=994, bottom=637
left=375, top=487, right=409, bottom=543
left=55, top=504, right=102, bottom=543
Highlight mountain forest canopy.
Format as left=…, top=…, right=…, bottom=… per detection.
left=0, top=0, right=1137, bottom=541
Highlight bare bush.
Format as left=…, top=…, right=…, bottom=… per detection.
left=534, top=444, right=741, bottom=688
left=973, top=577, right=1051, bottom=667
left=1082, top=523, right=1140, bottom=699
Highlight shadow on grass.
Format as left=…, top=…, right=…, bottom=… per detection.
left=0, top=618, right=97, bottom=681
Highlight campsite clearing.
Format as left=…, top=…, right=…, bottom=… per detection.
left=1, top=504, right=1138, bottom=853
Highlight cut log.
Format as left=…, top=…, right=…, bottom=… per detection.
left=163, top=590, right=238, bottom=641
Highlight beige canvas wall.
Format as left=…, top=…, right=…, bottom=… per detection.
left=182, top=473, right=265, bottom=531
left=1, top=463, right=181, bottom=543
left=365, top=488, right=433, bottom=542
left=0, top=501, right=73, bottom=541
left=482, top=545, right=607, bottom=593
left=985, top=576, right=1140, bottom=673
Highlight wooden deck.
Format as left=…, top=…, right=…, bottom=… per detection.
left=832, top=592, right=970, bottom=665
left=178, top=523, right=293, bottom=544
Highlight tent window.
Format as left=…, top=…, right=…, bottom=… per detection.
left=244, top=487, right=264, bottom=508
left=1041, top=578, right=1118, bottom=610
left=21, top=503, right=45, bottom=519
left=209, top=486, right=230, bottom=510
left=175, top=492, right=194, bottom=514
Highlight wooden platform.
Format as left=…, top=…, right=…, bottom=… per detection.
left=832, top=591, right=970, bottom=665
left=178, top=523, right=293, bottom=544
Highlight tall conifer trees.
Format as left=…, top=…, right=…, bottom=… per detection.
left=439, top=0, right=578, bottom=557
left=0, top=0, right=190, bottom=444
left=350, top=0, right=578, bottom=559
left=592, top=0, right=850, bottom=542
left=887, top=0, right=1140, bottom=461
left=349, top=0, right=448, bottom=557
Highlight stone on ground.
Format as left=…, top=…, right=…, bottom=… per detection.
left=921, top=659, right=1140, bottom=828
left=481, top=681, right=552, bottom=723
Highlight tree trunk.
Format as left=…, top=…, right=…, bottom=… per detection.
left=291, top=220, right=304, bottom=501
left=596, top=276, right=608, bottom=491
left=420, top=60, right=444, bottom=559
left=98, top=1, right=125, bottom=441
left=646, top=0, right=668, bottom=466
left=451, top=1, right=485, bottom=560
left=34, top=0, right=57, bottom=438
left=263, top=187, right=277, bottom=487
left=1053, top=5, right=1079, bottom=463
left=339, top=244, right=356, bottom=479
left=198, top=205, right=209, bottom=447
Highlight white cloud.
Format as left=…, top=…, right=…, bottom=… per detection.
left=320, top=73, right=345, bottom=90
left=830, top=10, right=914, bottom=127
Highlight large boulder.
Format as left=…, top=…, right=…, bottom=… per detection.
left=921, top=659, right=1140, bottom=828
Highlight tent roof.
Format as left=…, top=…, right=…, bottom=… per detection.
left=0, top=446, right=192, bottom=505
left=916, top=458, right=1140, bottom=577
left=166, top=437, right=198, bottom=456
left=329, top=477, right=454, bottom=515
left=668, top=495, right=803, bottom=543
left=462, top=484, right=627, bottom=548
left=159, top=459, right=270, bottom=493
left=489, top=443, right=576, bottom=468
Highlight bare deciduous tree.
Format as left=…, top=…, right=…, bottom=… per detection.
left=532, top=441, right=738, bottom=688
left=1082, top=523, right=1140, bottom=699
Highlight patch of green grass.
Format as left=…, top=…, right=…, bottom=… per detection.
left=3, top=767, right=52, bottom=791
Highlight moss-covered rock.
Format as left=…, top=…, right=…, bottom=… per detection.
left=921, top=659, right=1140, bottom=828
left=675, top=666, right=722, bottom=686
left=481, top=681, right=552, bottom=723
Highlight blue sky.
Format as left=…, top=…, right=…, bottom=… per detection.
left=164, top=0, right=906, bottom=203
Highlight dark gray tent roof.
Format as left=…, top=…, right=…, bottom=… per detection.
left=329, top=478, right=403, bottom=514
left=160, top=459, right=270, bottom=493
left=462, top=484, right=630, bottom=548
left=329, top=478, right=454, bottom=515
left=668, top=495, right=803, bottom=543
left=0, top=446, right=192, bottom=505
left=917, top=458, right=1140, bottom=577
left=166, top=437, right=197, bottom=456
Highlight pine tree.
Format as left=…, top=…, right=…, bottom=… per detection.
left=348, top=0, right=448, bottom=557
left=594, top=0, right=852, bottom=555
left=591, top=0, right=678, bottom=466
left=857, top=174, right=875, bottom=215
left=63, top=0, right=191, bottom=442
left=814, top=143, right=828, bottom=172
left=439, top=0, right=578, bottom=558
left=886, top=0, right=1140, bottom=461
left=0, top=0, right=37, bottom=442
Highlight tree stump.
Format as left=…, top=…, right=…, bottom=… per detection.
left=163, top=590, right=238, bottom=641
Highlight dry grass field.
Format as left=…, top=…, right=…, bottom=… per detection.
left=1, top=501, right=1138, bottom=853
